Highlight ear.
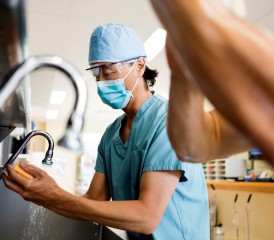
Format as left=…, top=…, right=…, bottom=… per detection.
left=136, top=57, right=146, bottom=77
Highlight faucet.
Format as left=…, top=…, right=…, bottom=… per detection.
left=0, top=130, right=54, bottom=180
left=0, top=55, right=87, bottom=151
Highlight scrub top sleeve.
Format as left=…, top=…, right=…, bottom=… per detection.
left=95, top=136, right=106, bottom=174
left=143, top=119, right=188, bottom=182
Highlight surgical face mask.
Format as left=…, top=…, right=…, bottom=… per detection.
left=96, top=62, right=139, bottom=109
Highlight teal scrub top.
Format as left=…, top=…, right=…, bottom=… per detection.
left=95, top=93, right=209, bottom=240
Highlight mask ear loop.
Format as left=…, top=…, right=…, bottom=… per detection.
left=122, top=61, right=136, bottom=80
left=129, top=77, right=140, bottom=98
left=115, top=62, right=122, bottom=73
left=123, top=61, right=139, bottom=97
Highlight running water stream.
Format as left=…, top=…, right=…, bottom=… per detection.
left=21, top=203, right=51, bottom=240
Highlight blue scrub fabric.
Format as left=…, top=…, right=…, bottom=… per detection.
left=95, top=93, right=209, bottom=240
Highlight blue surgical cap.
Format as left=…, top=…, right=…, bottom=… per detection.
left=88, top=24, right=147, bottom=65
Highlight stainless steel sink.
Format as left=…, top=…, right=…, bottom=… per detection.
left=0, top=0, right=31, bottom=143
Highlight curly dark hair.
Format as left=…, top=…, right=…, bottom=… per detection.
left=143, top=66, right=158, bottom=90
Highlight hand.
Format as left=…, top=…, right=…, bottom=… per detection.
left=2, top=162, right=63, bottom=207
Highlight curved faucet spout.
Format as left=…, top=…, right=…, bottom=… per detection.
left=0, top=130, right=54, bottom=180
left=0, top=56, right=88, bottom=151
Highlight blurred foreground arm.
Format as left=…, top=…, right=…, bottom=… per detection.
left=150, top=0, right=274, bottom=165
left=166, top=38, right=250, bottom=162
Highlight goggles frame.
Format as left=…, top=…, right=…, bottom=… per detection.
left=86, top=57, right=144, bottom=78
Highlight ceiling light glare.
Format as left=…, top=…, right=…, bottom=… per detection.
left=144, top=28, right=167, bottom=62
left=49, top=91, right=67, bottom=105
left=45, top=109, right=59, bottom=120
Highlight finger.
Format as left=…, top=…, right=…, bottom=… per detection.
left=7, top=164, right=31, bottom=186
left=2, top=172, right=24, bottom=195
left=0, top=169, right=7, bottom=179
left=1, top=170, right=10, bottom=181
left=19, top=162, right=44, bottom=178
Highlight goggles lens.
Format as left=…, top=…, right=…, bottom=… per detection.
left=86, top=59, right=137, bottom=79
left=87, top=62, right=122, bottom=78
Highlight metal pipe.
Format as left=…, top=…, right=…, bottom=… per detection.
left=233, top=194, right=239, bottom=240
left=245, top=194, right=252, bottom=240
left=0, top=55, right=88, bottom=151
left=0, top=130, right=54, bottom=180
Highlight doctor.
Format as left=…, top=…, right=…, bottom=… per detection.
left=3, top=24, right=209, bottom=240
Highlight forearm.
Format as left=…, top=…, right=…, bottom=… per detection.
left=151, top=0, right=274, bottom=99
left=23, top=190, right=153, bottom=232
left=152, top=0, right=274, bottom=163
left=169, top=75, right=251, bottom=162
left=47, top=192, right=157, bottom=235
left=3, top=162, right=177, bottom=236
left=168, top=74, right=214, bottom=161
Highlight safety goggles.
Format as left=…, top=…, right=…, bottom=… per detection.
left=85, top=58, right=140, bottom=78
